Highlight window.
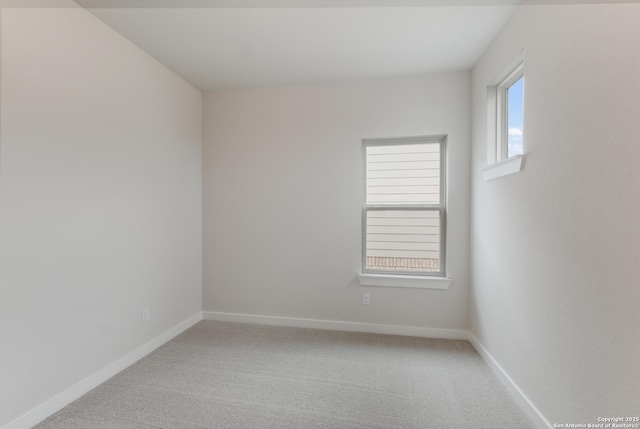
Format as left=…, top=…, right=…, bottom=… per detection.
left=505, top=74, right=524, bottom=158
left=485, top=50, right=525, bottom=180
left=362, top=136, right=446, bottom=277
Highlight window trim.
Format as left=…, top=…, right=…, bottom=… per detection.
left=482, top=154, right=524, bottom=181
left=486, top=50, right=525, bottom=179
left=357, top=273, right=452, bottom=289
left=361, top=135, right=447, bottom=278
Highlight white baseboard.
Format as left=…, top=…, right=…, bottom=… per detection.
left=2, top=312, right=203, bottom=429
left=5, top=310, right=550, bottom=429
left=467, top=333, right=552, bottom=429
left=202, top=312, right=550, bottom=428
left=202, top=311, right=469, bottom=340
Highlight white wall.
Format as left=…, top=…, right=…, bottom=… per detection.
left=0, top=7, right=202, bottom=427
left=203, top=73, right=470, bottom=330
left=471, top=4, right=640, bottom=426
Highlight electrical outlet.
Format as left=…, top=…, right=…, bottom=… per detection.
left=362, top=292, right=371, bottom=306
left=141, top=307, right=150, bottom=324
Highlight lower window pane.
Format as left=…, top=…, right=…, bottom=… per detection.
left=366, top=210, right=440, bottom=274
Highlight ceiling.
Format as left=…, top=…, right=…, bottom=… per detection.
left=78, top=1, right=521, bottom=91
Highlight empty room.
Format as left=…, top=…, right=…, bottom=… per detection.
left=0, top=1, right=638, bottom=428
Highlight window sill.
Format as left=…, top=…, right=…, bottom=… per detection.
left=357, top=274, right=452, bottom=290
left=483, top=155, right=525, bottom=181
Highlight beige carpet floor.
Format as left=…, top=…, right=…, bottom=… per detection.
left=34, top=321, right=535, bottom=429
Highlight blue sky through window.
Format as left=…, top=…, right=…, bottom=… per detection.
left=507, top=76, right=524, bottom=157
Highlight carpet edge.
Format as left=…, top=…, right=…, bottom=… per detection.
left=202, top=311, right=551, bottom=429
left=2, top=311, right=204, bottom=429
left=468, top=333, right=553, bottom=429
left=202, top=310, right=469, bottom=340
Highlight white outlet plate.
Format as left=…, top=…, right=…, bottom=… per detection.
left=362, top=293, right=371, bottom=306
left=141, top=307, right=150, bottom=324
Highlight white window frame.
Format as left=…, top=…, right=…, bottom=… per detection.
left=484, top=50, right=525, bottom=181
left=360, top=135, right=447, bottom=284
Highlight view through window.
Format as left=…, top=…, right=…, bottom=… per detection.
left=363, top=137, right=445, bottom=276
left=507, top=75, right=524, bottom=158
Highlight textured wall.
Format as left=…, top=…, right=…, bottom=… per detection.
left=203, top=73, right=471, bottom=330
left=0, top=7, right=202, bottom=427
left=470, top=4, right=640, bottom=426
